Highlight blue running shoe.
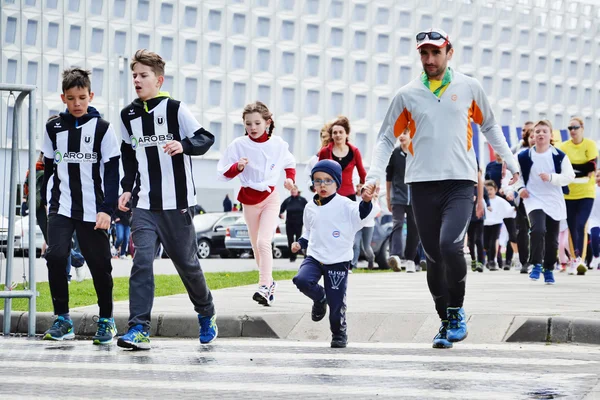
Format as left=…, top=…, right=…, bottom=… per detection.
left=529, top=264, right=542, bottom=281
left=432, top=320, right=452, bottom=349
left=447, top=307, right=468, bottom=342
left=117, top=324, right=150, bottom=350
left=198, top=314, right=218, bottom=344
left=543, top=269, right=555, bottom=285
left=92, top=316, right=117, bottom=345
left=43, top=316, right=75, bottom=341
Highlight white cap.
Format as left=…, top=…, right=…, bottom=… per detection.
left=416, top=28, right=450, bottom=49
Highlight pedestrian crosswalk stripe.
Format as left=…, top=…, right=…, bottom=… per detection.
left=0, top=360, right=593, bottom=383
left=0, top=374, right=541, bottom=399
left=1, top=346, right=595, bottom=366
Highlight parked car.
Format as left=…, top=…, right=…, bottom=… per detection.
left=370, top=212, right=393, bottom=269
left=193, top=212, right=241, bottom=259
left=12, top=216, right=44, bottom=258
left=225, top=216, right=289, bottom=259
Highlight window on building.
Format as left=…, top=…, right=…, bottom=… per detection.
left=208, top=10, right=221, bottom=31
left=330, top=27, right=343, bottom=47
left=185, top=78, right=197, bottom=104
left=257, top=48, right=270, bottom=71
left=306, top=90, right=319, bottom=114
left=257, top=85, right=270, bottom=104
left=26, top=20, right=38, bottom=46
left=377, top=64, right=389, bottom=85
left=281, top=20, right=294, bottom=41
left=354, top=61, right=366, bottom=82
left=47, top=22, right=59, bottom=48
left=377, top=34, right=389, bottom=53
left=329, top=0, right=343, bottom=18
left=6, top=60, right=17, bottom=83
left=232, top=45, right=246, bottom=69
left=375, top=8, right=389, bottom=24
left=305, top=24, right=319, bottom=44
left=331, top=58, right=343, bottom=79
left=353, top=31, right=366, bottom=50
left=257, top=17, right=270, bottom=37
left=91, top=0, right=103, bottom=15
left=26, top=61, right=38, bottom=85
left=69, top=25, right=81, bottom=50
left=90, top=28, right=104, bottom=53
left=354, top=94, right=366, bottom=119
left=209, top=121, right=221, bottom=149
left=208, top=43, right=221, bottom=66
left=138, top=33, right=149, bottom=49
left=92, top=68, right=104, bottom=96
left=5, top=17, right=17, bottom=44
left=282, top=88, right=295, bottom=112
left=281, top=52, right=295, bottom=74
left=232, top=14, right=245, bottom=34
left=331, top=92, right=343, bottom=116
left=160, top=36, right=173, bottom=60
left=282, top=128, right=295, bottom=152
left=376, top=97, right=389, bottom=120
left=160, top=3, right=173, bottom=24
left=208, top=80, right=221, bottom=106
left=306, top=55, right=319, bottom=77
left=48, top=63, right=59, bottom=92
left=137, top=0, right=149, bottom=21
left=462, top=21, right=473, bottom=37
left=184, top=40, right=197, bottom=63
left=114, top=0, right=125, bottom=17
left=232, top=82, right=246, bottom=108
left=185, top=6, right=197, bottom=27
left=68, top=0, right=80, bottom=12
left=352, top=4, right=366, bottom=21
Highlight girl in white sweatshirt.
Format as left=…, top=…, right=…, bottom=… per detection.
left=217, top=101, right=296, bottom=306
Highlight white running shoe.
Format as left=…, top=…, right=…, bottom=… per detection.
left=590, top=257, right=600, bottom=270
left=567, top=260, right=577, bottom=275
left=405, top=260, right=416, bottom=273
left=252, top=285, right=271, bottom=306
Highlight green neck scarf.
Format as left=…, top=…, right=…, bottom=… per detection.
left=421, top=67, right=453, bottom=98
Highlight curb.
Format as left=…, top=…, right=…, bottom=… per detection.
left=1, top=312, right=599, bottom=344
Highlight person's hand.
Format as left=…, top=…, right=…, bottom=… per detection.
left=595, top=173, right=600, bottom=187
left=487, top=206, right=493, bottom=212
left=115, top=218, right=121, bottom=223
left=509, top=172, right=520, bottom=185
left=476, top=199, right=484, bottom=219
left=505, top=192, right=514, bottom=202
left=499, top=188, right=504, bottom=195
left=291, top=242, right=301, bottom=253
left=95, top=212, right=111, bottom=230
left=284, top=178, right=294, bottom=191
left=163, top=141, right=183, bottom=156
left=519, top=188, right=529, bottom=199
left=119, top=192, right=132, bottom=211
left=539, top=172, right=551, bottom=182
left=237, top=157, right=249, bottom=171
left=361, top=185, right=374, bottom=202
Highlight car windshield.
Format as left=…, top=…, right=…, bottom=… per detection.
left=193, top=213, right=224, bottom=231
left=233, top=216, right=246, bottom=225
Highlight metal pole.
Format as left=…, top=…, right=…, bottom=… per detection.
left=27, top=90, right=36, bottom=336
left=3, top=90, right=28, bottom=336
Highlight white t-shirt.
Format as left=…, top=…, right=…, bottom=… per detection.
left=522, top=149, right=571, bottom=222
left=484, top=196, right=514, bottom=226
left=302, top=195, right=376, bottom=264
left=363, top=200, right=381, bottom=228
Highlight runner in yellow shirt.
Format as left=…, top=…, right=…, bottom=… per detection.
left=558, top=117, right=599, bottom=275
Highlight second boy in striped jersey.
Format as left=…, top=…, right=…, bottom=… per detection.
left=117, top=49, right=217, bottom=350
left=41, top=68, right=120, bottom=344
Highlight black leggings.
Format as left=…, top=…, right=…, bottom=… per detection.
left=467, top=220, right=484, bottom=263
left=516, top=202, right=530, bottom=265
left=411, top=180, right=473, bottom=321
left=484, top=224, right=502, bottom=263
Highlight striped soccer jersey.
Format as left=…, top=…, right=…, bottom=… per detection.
left=41, top=108, right=120, bottom=222
left=120, top=96, right=214, bottom=211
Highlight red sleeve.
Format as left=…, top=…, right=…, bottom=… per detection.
left=317, top=147, right=328, bottom=160
left=354, top=148, right=367, bottom=184
left=223, top=163, right=242, bottom=178
left=285, top=168, right=296, bottom=182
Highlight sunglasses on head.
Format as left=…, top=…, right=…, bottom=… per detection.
left=416, top=31, right=447, bottom=42
left=567, top=125, right=581, bottom=131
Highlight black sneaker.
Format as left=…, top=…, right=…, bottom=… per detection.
left=488, top=261, right=499, bottom=271
left=419, top=260, right=427, bottom=272
left=520, top=263, right=530, bottom=274
left=43, top=316, right=75, bottom=341
left=331, top=333, right=347, bottom=348
left=471, top=260, right=477, bottom=272
left=475, top=262, right=484, bottom=273
left=312, top=297, right=327, bottom=322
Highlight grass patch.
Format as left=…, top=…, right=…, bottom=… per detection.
left=0, top=270, right=298, bottom=313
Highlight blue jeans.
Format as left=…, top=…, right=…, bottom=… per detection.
left=566, top=198, right=594, bottom=258
left=115, top=223, right=131, bottom=257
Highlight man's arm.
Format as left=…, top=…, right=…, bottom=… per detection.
left=470, top=79, right=519, bottom=175
left=119, top=119, right=138, bottom=193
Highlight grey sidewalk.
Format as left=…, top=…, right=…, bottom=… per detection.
left=4, top=268, right=600, bottom=345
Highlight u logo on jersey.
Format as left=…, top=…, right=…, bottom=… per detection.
left=156, top=116, right=165, bottom=126
left=84, top=136, right=91, bottom=144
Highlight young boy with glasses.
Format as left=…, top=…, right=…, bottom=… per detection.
left=291, top=160, right=375, bottom=348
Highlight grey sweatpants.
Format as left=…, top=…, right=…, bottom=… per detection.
left=128, top=208, right=215, bottom=330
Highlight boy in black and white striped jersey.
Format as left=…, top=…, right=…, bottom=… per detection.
left=117, top=49, right=217, bottom=350
left=41, top=68, right=120, bottom=344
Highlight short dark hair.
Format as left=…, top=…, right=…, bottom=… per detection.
left=445, top=42, right=453, bottom=53
left=62, top=68, right=91, bottom=93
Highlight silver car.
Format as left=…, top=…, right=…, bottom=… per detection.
left=225, top=216, right=289, bottom=259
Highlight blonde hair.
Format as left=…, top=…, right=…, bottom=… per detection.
left=130, top=49, right=166, bottom=77
left=242, top=101, right=274, bottom=137
left=570, top=116, right=585, bottom=130
left=320, top=122, right=332, bottom=148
